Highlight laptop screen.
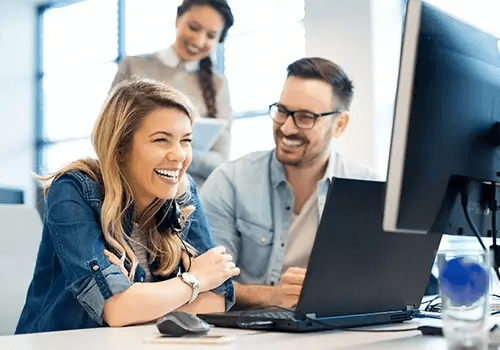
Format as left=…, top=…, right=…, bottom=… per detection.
left=296, top=178, right=442, bottom=319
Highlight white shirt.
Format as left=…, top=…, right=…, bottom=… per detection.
left=156, top=46, right=199, bottom=73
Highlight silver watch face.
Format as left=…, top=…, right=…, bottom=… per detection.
left=182, top=272, right=199, bottom=286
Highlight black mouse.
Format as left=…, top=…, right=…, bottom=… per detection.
left=156, top=311, right=210, bottom=336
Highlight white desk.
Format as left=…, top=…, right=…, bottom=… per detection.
left=0, top=320, right=448, bottom=350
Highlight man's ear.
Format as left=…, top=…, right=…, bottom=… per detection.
left=332, top=111, right=350, bottom=138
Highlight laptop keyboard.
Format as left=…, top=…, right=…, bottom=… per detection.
left=244, top=309, right=295, bottom=320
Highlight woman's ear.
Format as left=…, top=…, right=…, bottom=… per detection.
left=332, top=111, right=350, bottom=138
left=117, top=150, right=125, bottom=165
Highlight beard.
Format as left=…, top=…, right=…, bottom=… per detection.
left=274, top=130, right=309, bottom=166
left=274, top=126, right=333, bottom=168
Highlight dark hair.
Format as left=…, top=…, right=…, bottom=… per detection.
left=286, top=57, right=354, bottom=111
left=177, top=0, right=234, bottom=118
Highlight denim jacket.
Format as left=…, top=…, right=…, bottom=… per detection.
left=15, top=171, right=234, bottom=334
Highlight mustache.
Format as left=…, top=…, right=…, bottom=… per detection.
left=276, top=130, right=307, bottom=143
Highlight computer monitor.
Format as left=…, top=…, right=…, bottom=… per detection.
left=383, top=0, right=500, bottom=236
left=0, top=188, right=24, bottom=204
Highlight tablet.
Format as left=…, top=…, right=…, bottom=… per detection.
left=191, top=119, right=228, bottom=151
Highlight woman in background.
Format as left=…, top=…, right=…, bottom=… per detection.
left=111, top=0, right=234, bottom=187
left=16, top=79, right=238, bottom=334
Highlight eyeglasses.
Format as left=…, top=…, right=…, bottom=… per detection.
left=268, top=103, right=342, bottom=130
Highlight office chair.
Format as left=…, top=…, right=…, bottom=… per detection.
left=0, top=205, right=41, bottom=335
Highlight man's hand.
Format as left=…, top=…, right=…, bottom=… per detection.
left=233, top=267, right=306, bottom=309
left=270, top=267, right=306, bottom=308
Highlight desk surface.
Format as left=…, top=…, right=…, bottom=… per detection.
left=0, top=320, right=448, bottom=350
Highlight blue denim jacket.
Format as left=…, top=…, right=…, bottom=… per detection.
left=15, top=171, right=234, bottom=334
left=199, top=145, right=378, bottom=286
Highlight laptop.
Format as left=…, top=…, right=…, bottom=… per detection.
left=198, top=178, right=442, bottom=332
left=191, top=119, right=228, bottom=151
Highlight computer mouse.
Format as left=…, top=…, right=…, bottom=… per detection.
left=156, top=310, right=210, bottom=336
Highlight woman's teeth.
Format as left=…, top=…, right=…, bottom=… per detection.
left=186, top=44, right=200, bottom=54
left=155, top=169, right=179, bottom=180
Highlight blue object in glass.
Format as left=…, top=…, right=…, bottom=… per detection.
left=439, top=257, right=489, bottom=305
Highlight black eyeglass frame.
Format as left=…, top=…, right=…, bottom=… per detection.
left=268, top=103, right=343, bottom=130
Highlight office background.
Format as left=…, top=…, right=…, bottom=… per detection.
left=0, top=0, right=498, bottom=209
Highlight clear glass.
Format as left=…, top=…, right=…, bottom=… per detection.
left=43, top=62, right=117, bottom=140
left=42, top=138, right=95, bottom=175
left=438, top=250, right=491, bottom=350
left=227, top=0, right=304, bottom=35
left=42, top=0, right=118, bottom=142
left=230, top=115, right=274, bottom=160
left=224, top=0, right=305, bottom=116
left=43, top=0, right=117, bottom=69
left=124, top=0, right=181, bottom=56
left=269, top=104, right=316, bottom=129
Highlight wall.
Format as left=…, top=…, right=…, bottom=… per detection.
left=0, top=0, right=37, bottom=206
left=304, top=0, right=402, bottom=178
left=304, top=0, right=375, bottom=172
left=371, top=0, right=403, bottom=180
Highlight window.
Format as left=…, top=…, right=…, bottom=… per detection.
left=223, top=0, right=305, bottom=158
left=36, top=0, right=305, bottom=172
left=38, top=0, right=118, bottom=174
left=124, top=0, right=180, bottom=56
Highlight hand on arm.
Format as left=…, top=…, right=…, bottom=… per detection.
left=102, top=245, right=239, bottom=327
left=186, top=245, right=239, bottom=293
left=104, top=249, right=128, bottom=278
left=234, top=267, right=306, bottom=309
left=173, top=245, right=238, bottom=315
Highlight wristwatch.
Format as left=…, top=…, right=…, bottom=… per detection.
left=180, top=272, right=200, bottom=304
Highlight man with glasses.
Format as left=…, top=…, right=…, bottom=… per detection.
left=199, top=57, right=378, bottom=309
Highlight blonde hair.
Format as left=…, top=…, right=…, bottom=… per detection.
left=40, top=79, right=198, bottom=280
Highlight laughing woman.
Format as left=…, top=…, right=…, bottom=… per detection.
left=15, top=79, right=239, bottom=334
left=111, top=0, right=234, bottom=187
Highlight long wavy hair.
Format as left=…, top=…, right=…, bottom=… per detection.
left=40, top=79, right=198, bottom=280
left=177, top=0, right=234, bottom=118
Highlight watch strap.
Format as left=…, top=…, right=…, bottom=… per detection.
left=180, top=272, right=200, bottom=304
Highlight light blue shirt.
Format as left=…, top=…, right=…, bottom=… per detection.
left=199, top=146, right=379, bottom=286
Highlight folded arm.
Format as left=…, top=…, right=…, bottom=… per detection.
left=103, top=246, right=238, bottom=326
left=103, top=279, right=225, bottom=327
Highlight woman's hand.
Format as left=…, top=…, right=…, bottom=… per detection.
left=183, top=245, right=240, bottom=292
left=104, top=249, right=129, bottom=279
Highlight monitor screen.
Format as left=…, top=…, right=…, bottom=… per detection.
left=383, top=0, right=500, bottom=235
left=0, top=188, right=24, bottom=204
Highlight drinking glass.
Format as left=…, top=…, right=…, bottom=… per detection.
left=438, top=249, right=491, bottom=350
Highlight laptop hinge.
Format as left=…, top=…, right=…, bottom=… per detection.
left=406, top=304, right=417, bottom=311
left=305, top=313, right=317, bottom=319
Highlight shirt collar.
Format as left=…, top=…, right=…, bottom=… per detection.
left=269, top=139, right=340, bottom=189
left=157, top=46, right=199, bottom=73
left=322, top=139, right=341, bottom=181
left=270, top=150, right=287, bottom=189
